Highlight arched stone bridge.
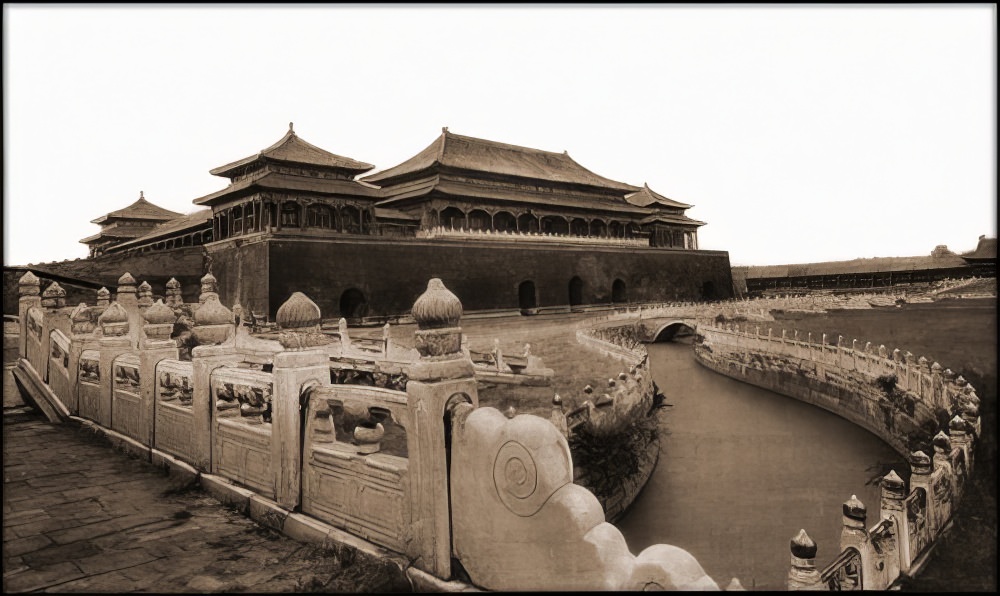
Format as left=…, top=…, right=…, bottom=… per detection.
left=639, top=318, right=699, bottom=343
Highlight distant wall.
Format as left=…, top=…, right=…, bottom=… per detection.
left=4, top=247, right=206, bottom=314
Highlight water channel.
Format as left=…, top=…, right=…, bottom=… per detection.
left=616, top=340, right=905, bottom=591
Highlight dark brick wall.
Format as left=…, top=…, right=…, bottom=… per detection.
left=258, top=238, right=733, bottom=319
left=8, top=238, right=734, bottom=319
left=205, top=239, right=269, bottom=318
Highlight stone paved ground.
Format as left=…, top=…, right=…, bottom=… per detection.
left=2, top=410, right=410, bottom=593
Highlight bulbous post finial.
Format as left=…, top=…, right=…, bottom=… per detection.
left=143, top=299, right=176, bottom=341
left=18, top=271, right=41, bottom=298
left=117, top=272, right=137, bottom=305
left=274, top=292, right=331, bottom=350
left=787, top=528, right=821, bottom=590
left=96, top=287, right=111, bottom=307
left=137, top=281, right=153, bottom=308
left=790, top=528, right=817, bottom=560
left=411, top=278, right=465, bottom=359
left=412, top=278, right=462, bottom=330
left=932, top=430, right=952, bottom=453
left=199, top=272, right=218, bottom=303
left=71, top=303, right=95, bottom=335
left=165, top=277, right=182, bottom=307
left=909, top=450, right=932, bottom=474
left=42, top=282, right=66, bottom=309
left=98, top=302, right=130, bottom=337
left=275, top=292, right=321, bottom=330
left=842, top=494, right=867, bottom=528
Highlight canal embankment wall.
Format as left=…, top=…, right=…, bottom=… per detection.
left=694, top=322, right=982, bottom=590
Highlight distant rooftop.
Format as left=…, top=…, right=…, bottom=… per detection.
left=362, top=128, right=641, bottom=193
left=90, top=192, right=183, bottom=225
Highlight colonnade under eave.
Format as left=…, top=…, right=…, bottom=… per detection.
left=211, top=197, right=373, bottom=242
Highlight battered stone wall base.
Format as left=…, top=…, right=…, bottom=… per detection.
left=75, top=420, right=152, bottom=461
left=150, top=449, right=199, bottom=489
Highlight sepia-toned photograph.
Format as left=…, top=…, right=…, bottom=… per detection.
left=3, top=4, right=995, bottom=592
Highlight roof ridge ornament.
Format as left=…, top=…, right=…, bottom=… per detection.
left=139, top=190, right=144, bottom=199
left=289, top=121, right=294, bottom=134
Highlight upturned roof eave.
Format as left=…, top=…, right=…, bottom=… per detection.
left=193, top=172, right=382, bottom=206
left=210, top=154, right=376, bottom=179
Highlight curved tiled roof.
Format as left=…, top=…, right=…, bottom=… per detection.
left=962, top=236, right=996, bottom=261
left=362, top=129, right=640, bottom=193
left=210, top=124, right=375, bottom=178
left=638, top=213, right=706, bottom=227
left=90, top=194, right=183, bottom=224
left=79, top=227, right=150, bottom=244
left=193, top=171, right=381, bottom=206
left=111, top=210, right=213, bottom=250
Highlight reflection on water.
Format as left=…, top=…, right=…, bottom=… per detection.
left=615, top=342, right=904, bottom=591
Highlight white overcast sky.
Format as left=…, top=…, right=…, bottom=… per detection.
left=3, top=4, right=996, bottom=267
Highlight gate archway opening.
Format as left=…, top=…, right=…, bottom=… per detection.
left=339, top=288, right=368, bottom=322
left=612, top=279, right=627, bottom=304
left=518, top=281, right=538, bottom=315
left=568, top=276, right=584, bottom=310
left=702, top=281, right=717, bottom=301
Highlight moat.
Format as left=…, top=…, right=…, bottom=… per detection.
left=618, top=298, right=996, bottom=591
left=618, top=341, right=902, bottom=590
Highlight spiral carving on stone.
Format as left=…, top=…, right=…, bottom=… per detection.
left=493, top=441, right=543, bottom=516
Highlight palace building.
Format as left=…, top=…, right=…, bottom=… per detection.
left=19, top=125, right=734, bottom=320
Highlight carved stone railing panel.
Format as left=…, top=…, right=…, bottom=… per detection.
left=154, top=359, right=196, bottom=463
left=25, top=307, right=45, bottom=373
left=301, top=385, right=410, bottom=553
left=905, top=489, right=929, bottom=564
left=78, top=349, right=101, bottom=422
left=45, top=329, right=74, bottom=411
left=111, top=353, right=142, bottom=442
left=210, top=366, right=275, bottom=498
left=821, top=547, right=863, bottom=590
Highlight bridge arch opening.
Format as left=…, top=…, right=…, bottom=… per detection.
left=652, top=321, right=697, bottom=343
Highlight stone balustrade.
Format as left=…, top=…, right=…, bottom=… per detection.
left=13, top=270, right=743, bottom=592
left=416, top=225, right=650, bottom=247
left=693, top=322, right=981, bottom=590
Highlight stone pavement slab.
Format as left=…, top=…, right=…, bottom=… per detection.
left=3, top=410, right=411, bottom=593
